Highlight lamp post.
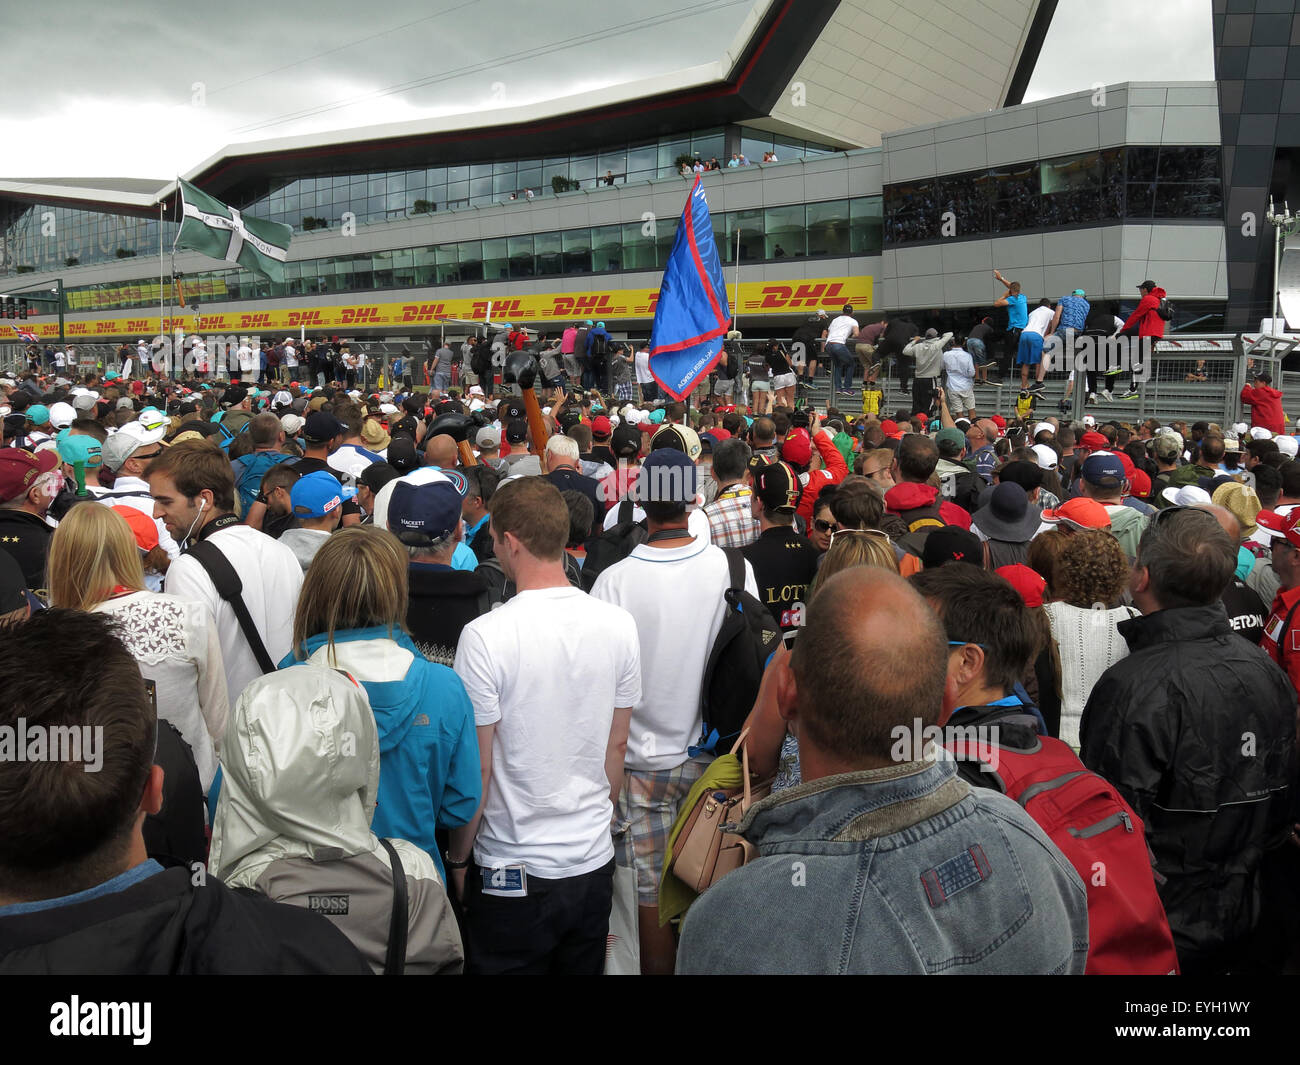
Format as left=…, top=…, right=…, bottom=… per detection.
left=1265, top=197, right=1297, bottom=335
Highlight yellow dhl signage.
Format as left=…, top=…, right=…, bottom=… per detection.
left=18, top=277, right=870, bottom=338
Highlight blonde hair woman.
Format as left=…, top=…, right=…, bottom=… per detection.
left=46, top=503, right=228, bottom=792
left=282, top=525, right=480, bottom=881
left=811, top=528, right=899, bottom=596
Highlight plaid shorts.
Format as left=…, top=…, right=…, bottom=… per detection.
left=614, top=756, right=709, bottom=904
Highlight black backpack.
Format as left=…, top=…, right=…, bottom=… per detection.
left=580, top=499, right=648, bottom=591
left=696, top=549, right=782, bottom=754
left=1156, top=297, right=1174, bottom=322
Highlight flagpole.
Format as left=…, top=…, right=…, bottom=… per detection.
left=733, top=227, right=741, bottom=334
left=158, top=201, right=165, bottom=376
left=169, top=180, right=180, bottom=380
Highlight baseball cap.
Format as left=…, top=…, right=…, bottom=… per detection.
left=101, top=420, right=168, bottom=472
left=500, top=399, right=527, bottom=423
left=48, top=402, right=76, bottom=430
left=921, top=526, right=983, bottom=569
left=1161, top=484, right=1212, bottom=507
left=1030, top=443, right=1058, bottom=470
left=636, top=448, right=697, bottom=504
left=137, top=408, right=169, bottom=436
left=1257, top=509, right=1300, bottom=547
left=291, top=470, right=355, bottom=519
left=590, top=415, right=612, bottom=439
left=611, top=423, right=641, bottom=459
left=816, top=309, right=828, bottom=318
left=505, top=421, right=528, bottom=445
left=388, top=478, right=462, bottom=546
left=1249, top=426, right=1274, bottom=440
left=1072, top=289, right=1086, bottom=297
left=781, top=428, right=813, bottom=467
left=222, top=384, right=248, bottom=407
left=56, top=433, right=102, bottom=470
left=1138, top=280, right=1156, bottom=290
left=281, top=414, right=306, bottom=436
left=924, top=328, right=938, bottom=339
left=1276, top=436, right=1298, bottom=459
left=752, top=460, right=803, bottom=513
left=26, top=404, right=50, bottom=426
left=879, top=419, right=903, bottom=440
left=989, top=415, right=1006, bottom=432
left=935, top=427, right=966, bottom=452
left=1081, top=454, right=1125, bottom=489
left=1031, top=421, right=1054, bottom=439
left=1253, top=371, right=1273, bottom=384
left=1128, top=468, right=1153, bottom=500
left=0, top=448, right=58, bottom=503
left=1041, top=497, right=1111, bottom=530
left=304, top=411, right=346, bottom=443
left=650, top=423, right=702, bottom=463
left=476, top=426, right=501, bottom=450
left=386, top=436, right=419, bottom=473
left=111, top=505, right=159, bottom=552
left=996, top=563, right=1047, bottom=609
left=1078, top=430, right=1110, bottom=451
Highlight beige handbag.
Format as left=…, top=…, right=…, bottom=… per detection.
left=668, top=731, right=773, bottom=895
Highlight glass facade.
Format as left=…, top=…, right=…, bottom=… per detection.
left=58, top=197, right=882, bottom=312
left=883, top=146, right=1222, bottom=244
left=1, top=126, right=840, bottom=277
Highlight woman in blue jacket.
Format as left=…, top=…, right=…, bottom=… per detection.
left=281, top=526, right=481, bottom=879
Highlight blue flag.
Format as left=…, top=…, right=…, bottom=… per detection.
left=648, top=177, right=731, bottom=401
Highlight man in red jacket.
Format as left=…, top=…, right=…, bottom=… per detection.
left=781, top=415, right=847, bottom=527
left=1115, top=280, right=1167, bottom=400
left=884, top=433, right=973, bottom=530
left=1241, top=369, right=1285, bottom=435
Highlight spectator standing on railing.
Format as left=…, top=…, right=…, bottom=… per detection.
left=1241, top=365, right=1285, bottom=436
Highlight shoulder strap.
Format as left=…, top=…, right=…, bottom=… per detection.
left=185, top=539, right=277, bottom=675
left=724, top=546, right=745, bottom=594
left=378, top=838, right=408, bottom=976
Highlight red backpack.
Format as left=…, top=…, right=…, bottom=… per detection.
left=944, top=733, right=1179, bottom=975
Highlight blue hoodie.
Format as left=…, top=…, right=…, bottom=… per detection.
left=279, top=626, right=481, bottom=878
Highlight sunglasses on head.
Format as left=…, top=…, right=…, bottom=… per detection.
left=829, top=527, right=890, bottom=545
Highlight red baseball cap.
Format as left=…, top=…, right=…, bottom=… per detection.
left=1078, top=431, right=1110, bottom=450
left=996, top=564, right=1047, bottom=609
left=590, top=415, right=612, bottom=438
left=1256, top=509, right=1300, bottom=549
left=990, top=415, right=1006, bottom=431
left=111, top=506, right=160, bottom=552
left=1041, top=497, right=1111, bottom=530
left=1127, top=468, right=1152, bottom=499
left=782, top=428, right=813, bottom=466
left=0, top=448, right=57, bottom=503
left=879, top=419, right=903, bottom=440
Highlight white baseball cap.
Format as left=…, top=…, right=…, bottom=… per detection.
left=1276, top=436, right=1298, bottom=459
left=101, top=420, right=168, bottom=471
left=1249, top=426, right=1274, bottom=441
left=48, top=402, right=76, bottom=430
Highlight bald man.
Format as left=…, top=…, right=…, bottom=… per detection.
left=423, top=433, right=459, bottom=470
left=677, top=568, right=1088, bottom=974
left=1198, top=503, right=1268, bottom=645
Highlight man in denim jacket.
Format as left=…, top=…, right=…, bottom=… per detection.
left=677, top=568, right=1088, bottom=974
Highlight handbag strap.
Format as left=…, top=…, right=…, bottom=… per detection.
left=378, top=838, right=408, bottom=976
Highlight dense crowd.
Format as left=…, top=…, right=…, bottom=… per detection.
left=0, top=337, right=1297, bottom=977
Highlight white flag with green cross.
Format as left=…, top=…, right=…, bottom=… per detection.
left=175, top=178, right=292, bottom=283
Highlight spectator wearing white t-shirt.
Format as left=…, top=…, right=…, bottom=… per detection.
left=590, top=448, right=758, bottom=975
left=451, top=476, right=640, bottom=975
left=823, top=304, right=860, bottom=395
left=1018, top=299, right=1057, bottom=395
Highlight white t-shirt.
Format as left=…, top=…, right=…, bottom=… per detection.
left=601, top=500, right=713, bottom=544
left=826, top=314, right=858, bottom=345
left=54, top=350, right=66, bottom=367
left=95, top=475, right=180, bottom=592
left=591, top=537, right=758, bottom=771
left=94, top=590, right=228, bottom=792
left=1025, top=305, right=1055, bottom=337
left=163, top=524, right=303, bottom=705
left=237, top=344, right=257, bottom=373
left=283, top=344, right=297, bottom=367
left=635, top=348, right=653, bottom=384
left=454, top=585, right=641, bottom=879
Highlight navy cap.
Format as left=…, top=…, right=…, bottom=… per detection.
left=388, top=479, right=463, bottom=546
left=1080, top=453, right=1124, bottom=488
left=304, top=410, right=346, bottom=443
left=636, top=448, right=697, bottom=504
left=290, top=470, right=355, bottom=518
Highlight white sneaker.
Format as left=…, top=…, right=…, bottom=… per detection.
left=1100, top=389, right=1113, bottom=402
left=1087, top=393, right=1097, bottom=403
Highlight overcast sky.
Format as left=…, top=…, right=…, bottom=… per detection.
left=1, top=0, right=1215, bottom=181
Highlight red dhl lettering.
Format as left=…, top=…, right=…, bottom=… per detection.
left=791, top=282, right=844, bottom=308
left=470, top=299, right=522, bottom=319
left=95, top=321, right=118, bottom=333
left=759, top=285, right=793, bottom=308
left=400, top=303, right=446, bottom=322
left=239, top=314, right=271, bottom=329
left=646, top=293, right=659, bottom=313
left=127, top=320, right=148, bottom=331
left=287, top=310, right=324, bottom=327
left=341, top=307, right=379, bottom=324
left=68, top=323, right=88, bottom=334
left=199, top=316, right=226, bottom=331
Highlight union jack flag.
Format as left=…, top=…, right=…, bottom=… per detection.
left=8, top=325, right=39, bottom=343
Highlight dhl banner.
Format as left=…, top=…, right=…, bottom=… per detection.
left=65, top=278, right=230, bottom=312
left=24, top=277, right=870, bottom=339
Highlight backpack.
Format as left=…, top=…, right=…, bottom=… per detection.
left=234, top=451, right=295, bottom=517
left=695, top=549, right=782, bottom=754
left=944, top=731, right=1180, bottom=975
left=580, top=499, right=647, bottom=591
left=891, top=499, right=945, bottom=557
left=1156, top=297, right=1174, bottom=322
left=211, top=411, right=253, bottom=454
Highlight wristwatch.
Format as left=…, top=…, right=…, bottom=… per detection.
left=444, top=851, right=470, bottom=870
